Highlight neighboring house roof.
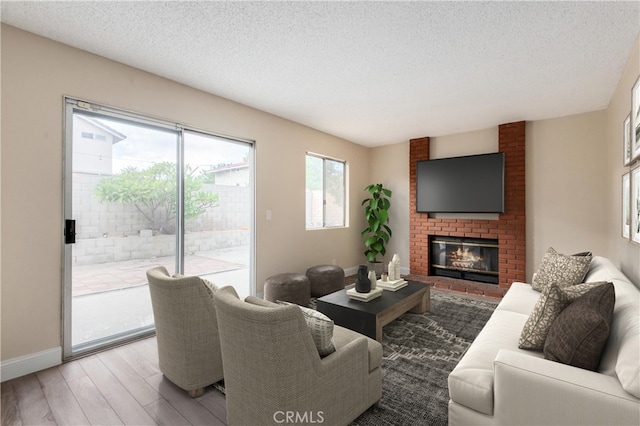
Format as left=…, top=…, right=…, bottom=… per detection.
left=210, top=162, right=249, bottom=173
left=76, top=115, right=127, bottom=143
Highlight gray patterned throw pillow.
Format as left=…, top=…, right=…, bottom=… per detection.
left=519, top=283, right=567, bottom=350
left=200, top=278, right=218, bottom=298
left=277, top=301, right=336, bottom=357
left=531, top=247, right=592, bottom=292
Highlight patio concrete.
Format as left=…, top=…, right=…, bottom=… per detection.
left=73, top=250, right=247, bottom=295
left=72, top=246, right=251, bottom=347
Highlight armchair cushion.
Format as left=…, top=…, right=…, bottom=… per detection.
left=332, top=325, right=383, bottom=373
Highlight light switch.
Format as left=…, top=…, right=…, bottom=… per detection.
left=266, top=210, right=272, bottom=220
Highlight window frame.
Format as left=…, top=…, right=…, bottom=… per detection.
left=305, top=152, right=347, bottom=230
left=62, top=96, right=256, bottom=359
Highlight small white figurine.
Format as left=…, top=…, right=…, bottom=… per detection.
left=368, top=270, right=377, bottom=289
left=388, top=261, right=396, bottom=281
left=391, top=253, right=401, bottom=280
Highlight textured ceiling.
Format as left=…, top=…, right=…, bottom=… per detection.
left=2, top=1, right=639, bottom=147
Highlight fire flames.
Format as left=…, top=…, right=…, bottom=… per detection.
left=450, top=247, right=484, bottom=270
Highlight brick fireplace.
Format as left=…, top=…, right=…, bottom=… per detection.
left=409, top=121, right=526, bottom=290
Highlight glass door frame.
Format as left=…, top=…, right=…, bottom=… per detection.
left=62, top=97, right=256, bottom=360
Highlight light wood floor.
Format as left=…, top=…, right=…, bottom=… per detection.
left=1, top=337, right=227, bottom=425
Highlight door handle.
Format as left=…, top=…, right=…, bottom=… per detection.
left=65, top=219, right=76, bottom=244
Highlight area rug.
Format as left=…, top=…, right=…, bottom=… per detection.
left=350, top=290, right=498, bottom=426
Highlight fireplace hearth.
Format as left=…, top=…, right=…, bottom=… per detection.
left=429, top=235, right=499, bottom=284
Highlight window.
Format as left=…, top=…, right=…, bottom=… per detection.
left=81, top=131, right=106, bottom=141
left=305, top=153, right=346, bottom=229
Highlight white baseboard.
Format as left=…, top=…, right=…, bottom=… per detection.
left=1, top=347, right=62, bottom=382
left=344, top=266, right=359, bottom=277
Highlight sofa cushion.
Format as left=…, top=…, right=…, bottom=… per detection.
left=544, top=283, right=615, bottom=371
left=598, top=277, right=640, bottom=398
left=585, top=257, right=640, bottom=396
left=583, top=256, right=632, bottom=284
left=277, top=301, right=336, bottom=357
left=495, top=282, right=540, bottom=315
left=448, top=309, right=538, bottom=416
left=531, top=247, right=592, bottom=292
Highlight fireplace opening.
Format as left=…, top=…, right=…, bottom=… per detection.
left=429, top=235, right=499, bottom=284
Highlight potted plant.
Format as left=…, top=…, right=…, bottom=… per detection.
left=361, top=183, right=392, bottom=277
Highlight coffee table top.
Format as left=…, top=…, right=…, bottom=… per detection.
left=316, top=281, right=428, bottom=314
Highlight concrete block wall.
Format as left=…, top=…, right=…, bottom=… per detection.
left=71, top=174, right=250, bottom=265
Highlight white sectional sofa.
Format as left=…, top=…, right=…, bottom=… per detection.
left=448, top=256, right=640, bottom=425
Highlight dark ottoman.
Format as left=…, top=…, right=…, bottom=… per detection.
left=306, top=265, right=345, bottom=297
left=264, top=273, right=311, bottom=306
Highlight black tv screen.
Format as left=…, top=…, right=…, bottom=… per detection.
left=416, top=152, right=505, bottom=213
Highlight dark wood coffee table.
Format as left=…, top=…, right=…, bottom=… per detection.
left=315, top=281, right=430, bottom=342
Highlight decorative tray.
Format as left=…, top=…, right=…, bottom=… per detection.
left=376, top=279, right=408, bottom=291
left=346, top=287, right=383, bottom=302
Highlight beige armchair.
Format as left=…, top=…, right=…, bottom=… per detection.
left=146, top=266, right=223, bottom=397
left=213, top=286, right=382, bottom=426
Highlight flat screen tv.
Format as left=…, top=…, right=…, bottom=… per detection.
left=416, top=152, right=505, bottom=213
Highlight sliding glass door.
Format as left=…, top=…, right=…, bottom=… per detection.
left=63, top=99, right=254, bottom=358
left=182, top=131, right=253, bottom=296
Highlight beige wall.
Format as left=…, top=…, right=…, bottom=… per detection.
left=431, top=127, right=498, bottom=159
left=606, top=35, right=640, bottom=284
left=526, top=111, right=609, bottom=278
left=0, top=25, right=370, bottom=362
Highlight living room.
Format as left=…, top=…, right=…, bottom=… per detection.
left=2, top=1, right=640, bottom=424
